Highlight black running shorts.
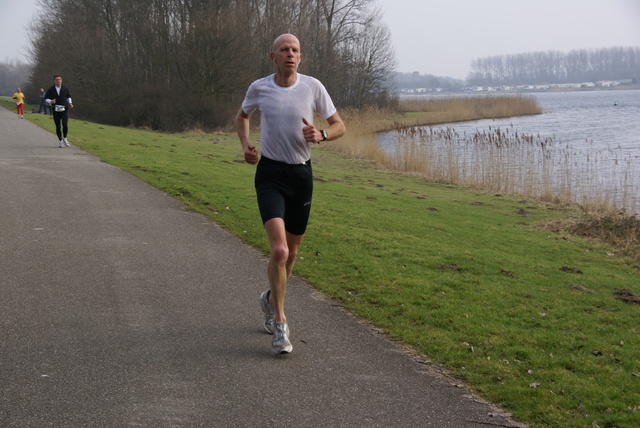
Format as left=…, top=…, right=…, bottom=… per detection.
left=255, top=156, right=313, bottom=236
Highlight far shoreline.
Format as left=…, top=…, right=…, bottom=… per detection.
left=398, top=83, right=640, bottom=96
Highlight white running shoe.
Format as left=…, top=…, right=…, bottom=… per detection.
left=63, top=138, right=70, bottom=147
left=259, top=290, right=274, bottom=334
left=59, top=140, right=64, bottom=148
left=272, top=322, right=292, bottom=354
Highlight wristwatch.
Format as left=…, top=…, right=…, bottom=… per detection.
left=320, top=130, right=328, bottom=141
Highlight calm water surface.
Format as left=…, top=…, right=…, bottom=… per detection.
left=379, top=90, right=640, bottom=212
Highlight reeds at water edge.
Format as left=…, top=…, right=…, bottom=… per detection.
left=397, top=94, right=543, bottom=120
left=386, top=125, right=639, bottom=214
left=328, top=96, right=638, bottom=216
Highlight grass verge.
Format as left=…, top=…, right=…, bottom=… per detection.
left=4, top=99, right=640, bottom=427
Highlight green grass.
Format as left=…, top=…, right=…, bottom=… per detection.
left=5, top=99, right=640, bottom=427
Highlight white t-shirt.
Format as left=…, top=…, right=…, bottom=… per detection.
left=241, top=73, right=337, bottom=164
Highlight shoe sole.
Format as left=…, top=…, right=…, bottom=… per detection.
left=272, top=340, right=293, bottom=354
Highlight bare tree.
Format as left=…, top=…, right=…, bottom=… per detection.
left=26, top=0, right=397, bottom=131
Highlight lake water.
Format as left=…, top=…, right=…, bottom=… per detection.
left=379, top=89, right=640, bottom=213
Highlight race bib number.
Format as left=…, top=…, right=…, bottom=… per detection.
left=54, top=105, right=66, bottom=112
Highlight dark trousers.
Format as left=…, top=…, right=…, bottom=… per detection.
left=53, top=110, right=69, bottom=140
left=38, top=99, right=49, bottom=114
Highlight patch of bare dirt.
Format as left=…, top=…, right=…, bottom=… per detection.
left=613, top=289, right=640, bottom=304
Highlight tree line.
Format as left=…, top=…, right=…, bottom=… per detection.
left=23, top=0, right=396, bottom=131
left=393, top=72, right=463, bottom=91
left=0, top=60, right=31, bottom=97
left=467, top=46, right=640, bottom=86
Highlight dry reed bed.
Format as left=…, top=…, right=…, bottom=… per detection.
left=389, top=125, right=639, bottom=213
left=328, top=96, right=639, bottom=216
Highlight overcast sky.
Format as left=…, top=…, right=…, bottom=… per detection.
left=377, top=0, right=640, bottom=78
left=2, top=0, right=639, bottom=79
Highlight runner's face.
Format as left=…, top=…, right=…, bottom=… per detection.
left=271, top=36, right=301, bottom=76
left=54, top=77, right=62, bottom=86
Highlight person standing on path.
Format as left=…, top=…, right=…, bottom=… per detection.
left=12, top=88, right=25, bottom=119
left=37, top=88, right=49, bottom=114
left=45, top=75, right=74, bottom=147
left=236, top=33, right=345, bottom=354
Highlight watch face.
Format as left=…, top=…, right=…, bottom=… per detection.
left=321, top=130, right=328, bottom=140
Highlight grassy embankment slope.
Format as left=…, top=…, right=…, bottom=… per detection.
left=3, top=98, right=639, bottom=428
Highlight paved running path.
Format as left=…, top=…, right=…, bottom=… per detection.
left=0, top=107, right=525, bottom=427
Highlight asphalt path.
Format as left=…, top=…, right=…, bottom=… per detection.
left=0, top=106, right=525, bottom=427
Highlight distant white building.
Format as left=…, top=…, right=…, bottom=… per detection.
left=598, top=81, right=620, bottom=87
